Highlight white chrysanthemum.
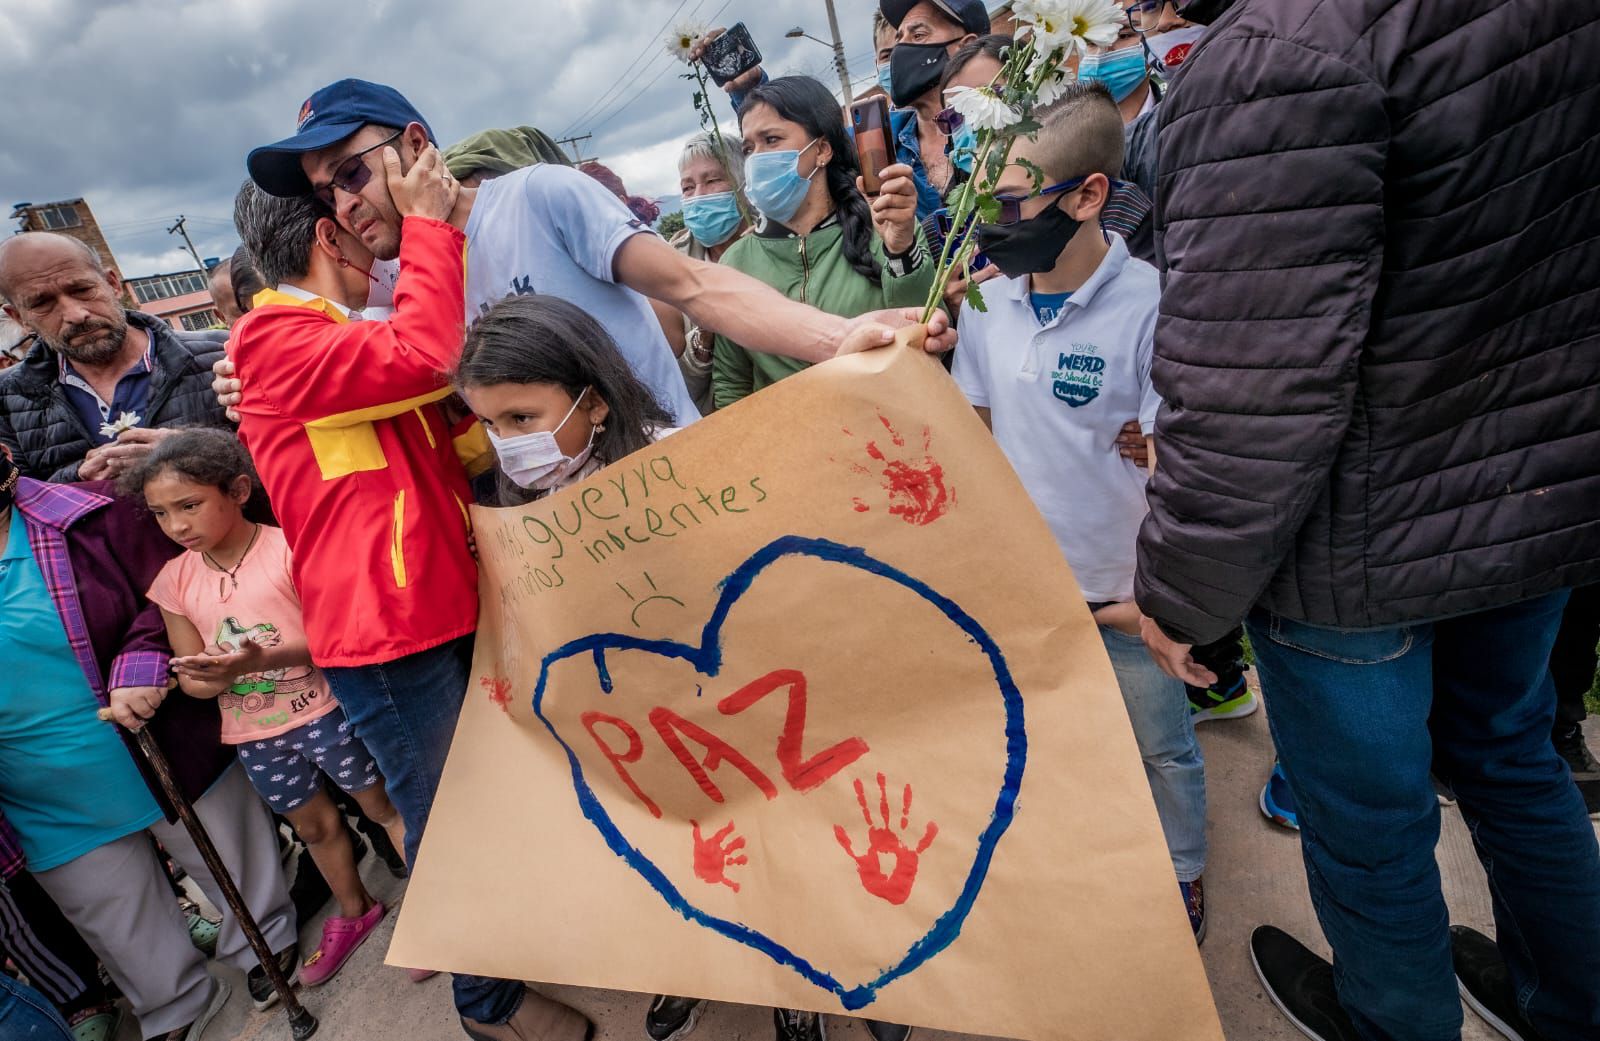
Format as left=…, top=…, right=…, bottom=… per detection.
left=99, top=411, right=141, bottom=438
left=664, top=21, right=708, bottom=64
left=948, top=85, right=1023, bottom=132
left=1017, top=0, right=1123, bottom=55
left=1032, top=59, right=1073, bottom=106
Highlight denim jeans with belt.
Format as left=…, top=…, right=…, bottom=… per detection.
left=1098, top=625, right=1208, bottom=882
left=1246, top=591, right=1600, bottom=1041
left=323, top=635, right=524, bottom=1026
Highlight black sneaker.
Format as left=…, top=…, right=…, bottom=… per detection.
left=1451, top=925, right=1544, bottom=1041
left=865, top=1021, right=912, bottom=1041
left=1552, top=724, right=1600, bottom=818
left=1249, top=926, right=1362, bottom=1041
left=773, top=1008, right=826, bottom=1041
left=245, top=943, right=300, bottom=1011
left=645, top=995, right=705, bottom=1041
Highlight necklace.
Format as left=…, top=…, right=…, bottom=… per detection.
left=203, top=523, right=261, bottom=602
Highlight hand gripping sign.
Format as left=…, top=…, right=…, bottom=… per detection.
left=389, top=343, right=1223, bottom=1041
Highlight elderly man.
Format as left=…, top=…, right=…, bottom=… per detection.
left=0, top=234, right=227, bottom=482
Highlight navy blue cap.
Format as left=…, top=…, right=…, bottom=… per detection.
left=246, top=79, right=434, bottom=197
left=880, top=0, right=991, bottom=35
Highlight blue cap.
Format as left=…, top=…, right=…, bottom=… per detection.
left=246, top=79, right=434, bottom=197
left=879, top=0, right=990, bottom=36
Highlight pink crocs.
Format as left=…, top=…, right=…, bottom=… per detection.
left=301, top=901, right=387, bottom=986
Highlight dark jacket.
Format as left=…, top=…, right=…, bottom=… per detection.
left=0, top=311, right=228, bottom=482
left=1135, top=0, right=1600, bottom=645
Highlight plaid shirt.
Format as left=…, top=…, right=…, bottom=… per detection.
left=0, top=481, right=168, bottom=878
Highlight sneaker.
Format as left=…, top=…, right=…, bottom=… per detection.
left=1186, top=677, right=1258, bottom=724
left=245, top=943, right=300, bottom=1011
left=773, top=1009, right=826, bottom=1041
left=1180, top=878, right=1207, bottom=945
left=460, top=987, right=591, bottom=1041
left=161, top=978, right=231, bottom=1041
left=301, top=901, right=386, bottom=986
left=1452, top=925, right=1543, bottom=1041
left=1249, top=926, right=1362, bottom=1041
left=1260, top=762, right=1300, bottom=831
left=1552, top=723, right=1600, bottom=818
left=645, top=995, right=706, bottom=1041
left=865, top=1020, right=912, bottom=1041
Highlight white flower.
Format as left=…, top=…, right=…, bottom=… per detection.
left=1033, top=60, right=1073, bottom=106
left=664, top=21, right=708, bottom=64
left=947, top=85, right=1022, bottom=133
left=99, top=411, right=141, bottom=439
left=1017, top=0, right=1123, bottom=56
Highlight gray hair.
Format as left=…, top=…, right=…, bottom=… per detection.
left=677, top=131, right=744, bottom=191
left=231, top=179, right=320, bottom=289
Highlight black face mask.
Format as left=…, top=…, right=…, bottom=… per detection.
left=889, top=39, right=959, bottom=108
left=974, top=203, right=1082, bottom=277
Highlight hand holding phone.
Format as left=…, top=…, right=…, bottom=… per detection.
left=851, top=96, right=893, bottom=196
left=698, top=23, right=763, bottom=87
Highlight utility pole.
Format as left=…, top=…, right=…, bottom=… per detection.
left=822, top=0, right=855, bottom=103
left=557, top=134, right=594, bottom=164
left=166, top=215, right=206, bottom=273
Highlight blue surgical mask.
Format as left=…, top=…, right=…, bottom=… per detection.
left=876, top=63, right=895, bottom=98
left=681, top=191, right=743, bottom=248
left=1078, top=47, right=1150, bottom=103
left=949, top=122, right=978, bottom=174
left=743, top=139, right=821, bottom=225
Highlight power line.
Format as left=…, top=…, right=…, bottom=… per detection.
left=587, top=0, right=731, bottom=137
left=558, top=0, right=703, bottom=138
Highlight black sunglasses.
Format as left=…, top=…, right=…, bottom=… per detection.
left=311, top=130, right=403, bottom=209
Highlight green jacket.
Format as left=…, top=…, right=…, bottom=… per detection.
left=712, top=214, right=936, bottom=408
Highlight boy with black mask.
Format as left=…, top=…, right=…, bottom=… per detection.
left=878, top=0, right=988, bottom=218
left=953, top=82, right=1211, bottom=942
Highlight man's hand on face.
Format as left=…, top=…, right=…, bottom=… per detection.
left=212, top=357, right=242, bottom=423
left=383, top=144, right=459, bottom=223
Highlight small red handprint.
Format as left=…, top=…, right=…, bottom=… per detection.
left=691, top=820, right=749, bottom=893
left=481, top=676, right=512, bottom=714
left=834, top=773, right=939, bottom=906
left=839, top=414, right=954, bottom=526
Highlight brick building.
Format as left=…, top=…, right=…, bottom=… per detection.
left=9, top=198, right=124, bottom=283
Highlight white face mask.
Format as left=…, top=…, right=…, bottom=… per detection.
left=486, top=389, right=597, bottom=490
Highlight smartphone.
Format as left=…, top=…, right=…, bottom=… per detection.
left=851, top=95, right=893, bottom=196
left=701, top=23, right=763, bottom=86
left=930, top=210, right=990, bottom=271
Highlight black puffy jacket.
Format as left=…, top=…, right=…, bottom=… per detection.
left=1136, top=0, right=1600, bottom=644
left=0, top=311, right=229, bottom=482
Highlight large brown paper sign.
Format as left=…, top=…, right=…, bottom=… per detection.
left=389, top=345, right=1223, bottom=1041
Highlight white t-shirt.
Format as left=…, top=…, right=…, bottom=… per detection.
left=462, top=164, right=702, bottom=425
left=952, top=236, right=1162, bottom=603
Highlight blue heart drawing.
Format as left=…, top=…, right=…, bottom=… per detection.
left=531, top=535, right=1027, bottom=1010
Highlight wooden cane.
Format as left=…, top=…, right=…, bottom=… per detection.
left=99, top=707, right=319, bottom=1039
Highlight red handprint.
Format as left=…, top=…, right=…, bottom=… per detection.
left=481, top=676, right=512, bottom=714
left=840, top=415, right=954, bottom=526
left=834, top=773, right=939, bottom=906
left=691, top=820, right=748, bottom=893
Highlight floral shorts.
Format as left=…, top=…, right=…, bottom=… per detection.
left=235, top=706, right=380, bottom=813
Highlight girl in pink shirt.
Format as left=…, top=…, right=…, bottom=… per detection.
left=126, top=428, right=402, bottom=992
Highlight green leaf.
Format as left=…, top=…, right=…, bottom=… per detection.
left=965, top=279, right=988, bottom=313
left=1015, top=157, right=1046, bottom=192
left=974, top=194, right=1001, bottom=223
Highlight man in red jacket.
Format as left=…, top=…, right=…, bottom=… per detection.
left=229, top=148, right=589, bottom=1041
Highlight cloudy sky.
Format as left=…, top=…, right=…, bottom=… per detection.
left=0, top=0, right=889, bottom=278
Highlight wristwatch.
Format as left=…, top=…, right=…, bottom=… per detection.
left=687, top=327, right=714, bottom=364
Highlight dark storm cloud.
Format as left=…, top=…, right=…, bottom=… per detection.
left=0, top=0, right=886, bottom=277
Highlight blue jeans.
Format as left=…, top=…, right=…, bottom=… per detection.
left=1099, top=626, right=1208, bottom=881
left=0, top=974, right=73, bottom=1040
left=1246, top=591, right=1600, bottom=1041
left=323, top=636, right=524, bottom=1025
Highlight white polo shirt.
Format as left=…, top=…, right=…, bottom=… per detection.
left=951, top=235, right=1162, bottom=603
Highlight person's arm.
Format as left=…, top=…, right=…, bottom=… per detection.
left=1134, top=34, right=1387, bottom=650
left=711, top=333, right=756, bottom=410
left=157, top=607, right=227, bottom=699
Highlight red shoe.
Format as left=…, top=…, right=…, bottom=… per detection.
left=302, top=902, right=386, bottom=986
